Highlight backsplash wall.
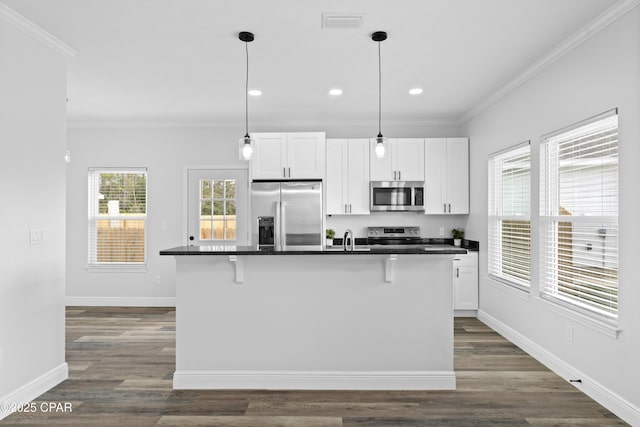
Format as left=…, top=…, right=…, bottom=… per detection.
left=326, top=212, right=468, bottom=240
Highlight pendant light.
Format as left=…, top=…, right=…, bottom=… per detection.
left=372, top=31, right=387, bottom=159
left=239, top=31, right=254, bottom=161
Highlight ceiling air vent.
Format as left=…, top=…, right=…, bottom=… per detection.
left=321, top=13, right=364, bottom=29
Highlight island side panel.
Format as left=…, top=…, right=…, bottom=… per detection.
left=174, top=254, right=454, bottom=389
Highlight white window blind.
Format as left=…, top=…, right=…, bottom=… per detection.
left=488, top=142, right=531, bottom=289
left=88, top=168, right=147, bottom=267
left=540, top=110, right=618, bottom=321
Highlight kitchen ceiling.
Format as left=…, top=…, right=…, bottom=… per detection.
left=2, top=0, right=619, bottom=127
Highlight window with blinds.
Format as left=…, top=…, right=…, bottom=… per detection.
left=88, top=169, right=147, bottom=267
left=488, top=142, right=531, bottom=289
left=540, top=110, right=618, bottom=321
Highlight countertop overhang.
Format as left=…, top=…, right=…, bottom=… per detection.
left=159, top=245, right=468, bottom=256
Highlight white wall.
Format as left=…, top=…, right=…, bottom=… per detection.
left=0, top=15, right=68, bottom=413
left=66, top=126, right=243, bottom=303
left=464, top=7, right=640, bottom=423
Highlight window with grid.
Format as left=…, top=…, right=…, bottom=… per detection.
left=488, top=141, right=531, bottom=289
left=88, top=169, right=147, bottom=267
left=199, top=179, right=237, bottom=241
left=540, top=110, right=618, bottom=321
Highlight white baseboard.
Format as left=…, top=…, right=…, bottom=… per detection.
left=173, top=370, right=456, bottom=391
left=0, top=363, right=68, bottom=421
left=454, top=309, right=478, bottom=317
left=65, top=296, right=176, bottom=307
left=477, top=309, right=640, bottom=426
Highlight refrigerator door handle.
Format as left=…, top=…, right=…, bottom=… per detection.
left=280, top=201, right=287, bottom=250
left=274, top=201, right=281, bottom=250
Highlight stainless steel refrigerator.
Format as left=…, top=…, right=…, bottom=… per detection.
left=251, top=180, right=323, bottom=251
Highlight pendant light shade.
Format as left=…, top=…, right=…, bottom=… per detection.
left=239, top=31, right=254, bottom=161
left=372, top=31, right=387, bottom=159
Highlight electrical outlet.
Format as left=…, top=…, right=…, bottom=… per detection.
left=439, top=227, right=444, bottom=236
left=565, top=324, right=573, bottom=342
left=153, top=275, right=161, bottom=285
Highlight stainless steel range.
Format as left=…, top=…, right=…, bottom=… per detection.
left=366, top=226, right=459, bottom=252
left=367, top=226, right=424, bottom=249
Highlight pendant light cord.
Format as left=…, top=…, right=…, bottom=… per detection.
left=245, top=41, right=249, bottom=137
left=378, top=40, right=382, bottom=136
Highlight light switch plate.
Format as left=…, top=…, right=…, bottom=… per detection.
left=30, top=228, right=48, bottom=245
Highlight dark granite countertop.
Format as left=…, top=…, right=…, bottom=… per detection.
left=160, top=244, right=468, bottom=256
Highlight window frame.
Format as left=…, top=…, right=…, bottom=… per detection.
left=539, top=109, right=618, bottom=324
left=488, top=141, right=532, bottom=291
left=87, top=167, right=148, bottom=272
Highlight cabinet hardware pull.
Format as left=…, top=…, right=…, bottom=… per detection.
left=349, top=204, right=352, bottom=213
left=393, top=170, right=397, bottom=180
left=345, top=204, right=347, bottom=214
left=283, top=167, right=286, bottom=178
left=448, top=203, right=451, bottom=213
left=399, top=171, right=401, bottom=181
left=288, top=167, right=291, bottom=177
left=443, top=203, right=446, bottom=213
left=456, top=267, right=459, bottom=278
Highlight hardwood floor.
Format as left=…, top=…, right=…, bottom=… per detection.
left=2, top=307, right=626, bottom=426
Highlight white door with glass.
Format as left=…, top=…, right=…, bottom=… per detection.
left=187, top=169, right=248, bottom=246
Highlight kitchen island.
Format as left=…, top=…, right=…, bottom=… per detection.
left=160, top=245, right=465, bottom=391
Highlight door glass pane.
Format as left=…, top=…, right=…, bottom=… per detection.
left=200, top=200, right=211, bottom=216
left=200, top=219, right=211, bottom=240
left=213, top=180, right=224, bottom=198
left=226, top=219, right=237, bottom=240
left=212, top=220, right=224, bottom=239
left=199, top=178, right=238, bottom=241
left=225, top=180, right=236, bottom=198
left=201, top=180, right=211, bottom=198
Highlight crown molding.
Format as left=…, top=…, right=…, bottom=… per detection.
left=459, top=0, right=640, bottom=125
left=0, top=2, right=76, bottom=58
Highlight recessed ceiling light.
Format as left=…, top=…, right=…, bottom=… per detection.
left=409, top=88, right=423, bottom=95
left=329, top=88, right=343, bottom=96
left=248, top=89, right=262, bottom=96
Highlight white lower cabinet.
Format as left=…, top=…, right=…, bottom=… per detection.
left=326, top=139, right=370, bottom=215
left=453, top=252, right=478, bottom=310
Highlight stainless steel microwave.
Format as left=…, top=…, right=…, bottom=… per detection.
left=370, top=181, right=425, bottom=212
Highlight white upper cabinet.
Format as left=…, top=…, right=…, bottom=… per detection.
left=251, top=133, right=288, bottom=180
left=326, top=139, right=370, bottom=215
left=251, top=132, right=325, bottom=180
left=286, top=133, right=326, bottom=179
left=370, top=138, right=425, bottom=182
left=446, top=138, right=470, bottom=214
left=424, top=137, right=469, bottom=214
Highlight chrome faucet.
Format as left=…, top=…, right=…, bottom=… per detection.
left=343, top=229, right=355, bottom=252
